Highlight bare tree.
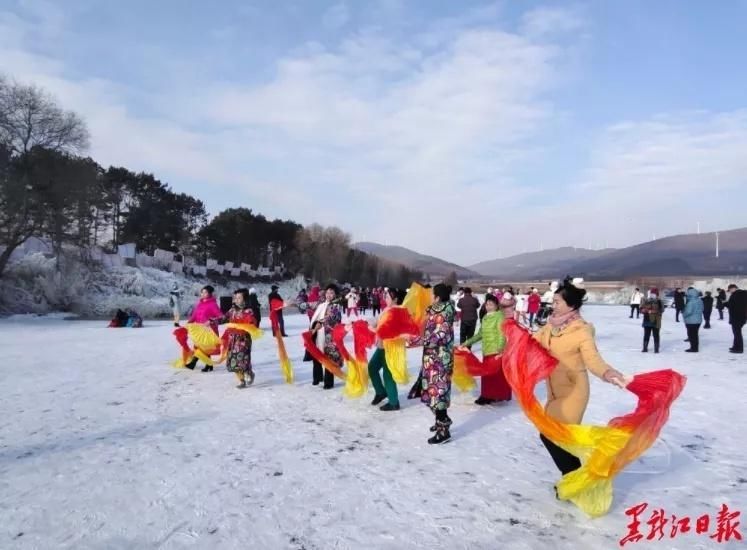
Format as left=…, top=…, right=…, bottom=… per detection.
left=0, top=76, right=89, bottom=155
left=0, top=76, right=90, bottom=278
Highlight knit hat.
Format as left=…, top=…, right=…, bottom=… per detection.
left=649, top=287, right=659, bottom=296
left=249, top=288, right=257, bottom=295
left=500, top=292, right=516, bottom=307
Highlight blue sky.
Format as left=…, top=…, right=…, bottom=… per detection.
left=1, top=0, right=746, bottom=265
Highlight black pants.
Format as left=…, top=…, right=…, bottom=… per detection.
left=675, top=308, right=683, bottom=322
left=643, top=327, right=660, bottom=352
left=732, top=323, right=744, bottom=352
left=630, top=304, right=640, bottom=318
left=703, top=310, right=712, bottom=328
left=371, top=306, right=380, bottom=316
left=685, top=324, right=700, bottom=351
left=273, top=311, right=286, bottom=336
left=718, top=307, right=724, bottom=320
left=312, top=359, right=335, bottom=388
left=460, top=320, right=477, bottom=345
left=540, top=434, right=581, bottom=475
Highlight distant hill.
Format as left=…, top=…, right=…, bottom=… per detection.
left=569, top=227, right=747, bottom=279
left=469, top=227, right=747, bottom=280
left=469, top=247, right=614, bottom=278
left=353, top=242, right=479, bottom=278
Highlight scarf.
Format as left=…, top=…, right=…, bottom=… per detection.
left=310, top=301, right=330, bottom=348
left=547, top=309, right=581, bottom=331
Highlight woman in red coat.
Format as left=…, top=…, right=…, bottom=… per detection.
left=527, top=288, right=541, bottom=328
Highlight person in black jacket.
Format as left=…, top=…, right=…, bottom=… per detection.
left=673, top=288, right=686, bottom=322
left=726, top=284, right=746, bottom=353
left=456, top=287, right=480, bottom=344
left=702, top=291, right=714, bottom=329
left=248, top=288, right=262, bottom=328
left=716, top=288, right=727, bottom=320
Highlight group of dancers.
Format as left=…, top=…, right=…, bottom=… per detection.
left=170, top=278, right=687, bottom=516
left=173, top=278, right=627, bottom=451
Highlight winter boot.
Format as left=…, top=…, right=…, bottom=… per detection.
left=430, top=413, right=452, bottom=432
left=371, top=394, right=387, bottom=406
left=185, top=358, right=198, bottom=370
left=379, top=403, right=400, bottom=411
left=201, top=365, right=213, bottom=372
left=474, top=396, right=495, bottom=405
left=428, top=421, right=451, bottom=444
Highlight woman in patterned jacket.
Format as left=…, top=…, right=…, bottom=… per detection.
left=411, top=283, right=456, bottom=444
left=308, top=284, right=344, bottom=389
left=214, top=288, right=257, bottom=389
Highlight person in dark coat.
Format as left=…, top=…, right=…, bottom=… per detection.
left=716, top=288, right=727, bottom=320
left=358, top=289, right=370, bottom=315
left=673, top=288, right=686, bottom=323
left=456, top=287, right=480, bottom=345
left=702, top=291, right=714, bottom=329
left=640, top=288, right=663, bottom=353
left=726, top=284, right=747, bottom=353
left=115, top=309, right=128, bottom=327
left=268, top=285, right=288, bottom=337
left=248, top=288, right=262, bottom=328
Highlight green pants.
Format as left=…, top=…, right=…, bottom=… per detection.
left=368, top=348, right=399, bottom=406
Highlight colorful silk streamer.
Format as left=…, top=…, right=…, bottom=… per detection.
left=501, top=319, right=686, bottom=517
left=453, top=349, right=478, bottom=392
left=376, top=306, right=421, bottom=384
left=172, top=323, right=221, bottom=368
left=332, top=324, right=368, bottom=398
left=401, top=282, right=432, bottom=329
left=301, top=330, right=346, bottom=380
left=352, top=320, right=377, bottom=367
left=269, top=299, right=294, bottom=384
left=454, top=349, right=504, bottom=376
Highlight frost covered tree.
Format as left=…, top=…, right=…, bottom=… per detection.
left=0, top=76, right=90, bottom=278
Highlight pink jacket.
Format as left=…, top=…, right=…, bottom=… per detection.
left=189, top=297, right=223, bottom=324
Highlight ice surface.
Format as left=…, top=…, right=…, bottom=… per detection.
left=0, top=306, right=744, bottom=549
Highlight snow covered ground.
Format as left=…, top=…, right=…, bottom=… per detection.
left=1, top=306, right=744, bottom=549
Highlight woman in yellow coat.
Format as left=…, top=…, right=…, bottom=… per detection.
left=533, top=278, right=625, bottom=477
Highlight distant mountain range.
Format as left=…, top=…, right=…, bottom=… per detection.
left=470, top=227, right=747, bottom=280
left=356, top=227, right=747, bottom=281
left=468, top=247, right=616, bottom=279
left=353, top=242, right=479, bottom=278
